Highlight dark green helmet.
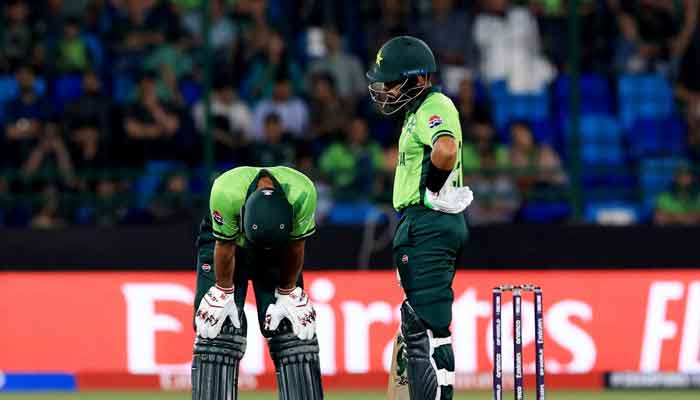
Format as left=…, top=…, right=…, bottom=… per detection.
left=366, top=36, right=436, bottom=115
left=242, top=188, right=293, bottom=249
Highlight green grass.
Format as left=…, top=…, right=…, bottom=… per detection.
left=2, top=391, right=700, bottom=399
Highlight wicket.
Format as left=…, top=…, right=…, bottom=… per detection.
left=492, top=284, right=545, bottom=400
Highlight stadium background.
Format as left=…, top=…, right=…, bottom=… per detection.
left=1, top=0, right=700, bottom=398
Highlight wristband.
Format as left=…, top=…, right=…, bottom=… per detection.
left=425, top=160, right=452, bottom=192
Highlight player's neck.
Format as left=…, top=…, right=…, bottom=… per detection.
left=257, top=176, right=274, bottom=190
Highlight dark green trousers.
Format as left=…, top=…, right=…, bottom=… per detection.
left=393, top=206, right=468, bottom=333
left=194, top=243, right=303, bottom=336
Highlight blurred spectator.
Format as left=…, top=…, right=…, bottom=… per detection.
left=251, top=75, right=309, bottom=141
left=122, top=70, right=182, bottom=166
left=461, top=111, right=519, bottom=225
left=654, top=164, right=700, bottom=225
left=675, top=1, right=700, bottom=163
left=455, top=78, right=490, bottom=135
left=307, top=72, right=351, bottom=149
left=21, top=117, right=75, bottom=184
left=193, top=77, right=252, bottom=161
left=364, top=0, right=411, bottom=63
left=0, top=0, right=37, bottom=73
left=241, top=31, right=303, bottom=104
left=319, top=117, right=384, bottom=200
left=249, top=113, right=296, bottom=167
left=30, top=184, right=65, bottom=228
left=54, top=17, right=91, bottom=73
left=148, top=171, right=194, bottom=222
left=63, top=71, right=111, bottom=171
left=532, top=0, right=616, bottom=73
left=462, top=113, right=510, bottom=179
left=307, top=27, right=366, bottom=103
left=474, top=0, right=555, bottom=93
left=509, top=121, right=567, bottom=191
left=689, top=128, right=700, bottom=164
left=182, top=0, right=237, bottom=54
left=614, top=0, right=685, bottom=74
left=109, top=0, right=169, bottom=75
left=416, top=0, right=478, bottom=92
left=4, top=65, right=51, bottom=167
left=235, top=0, right=274, bottom=61
left=44, top=0, right=93, bottom=20
left=143, top=30, right=193, bottom=103
left=466, top=147, right=520, bottom=226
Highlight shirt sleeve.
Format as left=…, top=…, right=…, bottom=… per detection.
left=290, top=182, right=317, bottom=240
left=209, top=178, right=242, bottom=242
left=415, top=96, right=459, bottom=147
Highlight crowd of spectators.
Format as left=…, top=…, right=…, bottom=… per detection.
left=0, top=0, right=699, bottom=227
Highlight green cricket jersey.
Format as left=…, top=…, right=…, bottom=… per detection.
left=393, top=88, right=463, bottom=211
left=208, top=166, right=317, bottom=246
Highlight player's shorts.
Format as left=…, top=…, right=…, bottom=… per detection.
left=194, top=241, right=304, bottom=336
left=393, top=205, right=467, bottom=332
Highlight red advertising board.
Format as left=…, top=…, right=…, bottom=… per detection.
left=1, top=270, right=699, bottom=390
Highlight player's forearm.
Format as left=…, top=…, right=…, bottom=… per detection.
left=280, top=240, right=305, bottom=290
left=214, top=240, right=236, bottom=288
left=431, top=136, right=457, bottom=170
left=426, top=136, right=458, bottom=192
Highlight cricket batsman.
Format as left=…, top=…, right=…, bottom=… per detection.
left=367, top=36, right=473, bottom=400
left=191, top=166, right=323, bottom=400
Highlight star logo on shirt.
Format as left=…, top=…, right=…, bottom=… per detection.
left=375, top=50, right=383, bottom=66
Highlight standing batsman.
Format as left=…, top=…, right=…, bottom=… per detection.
left=367, top=36, right=473, bottom=400
left=191, top=165, right=323, bottom=400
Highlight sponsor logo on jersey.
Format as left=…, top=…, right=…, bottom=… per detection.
left=212, top=210, right=224, bottom=225
left=428, top=115, right=443, bottom=129
left=262, top=189, right=273, bottom=196
left=201, top=263, right=211, bottom=272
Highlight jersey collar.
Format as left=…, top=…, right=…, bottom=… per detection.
left=246, top=168, right=286, bottom=200
left=405, top=86, right=442, bottom=115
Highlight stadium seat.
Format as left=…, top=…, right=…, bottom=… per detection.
left=638, top=157, right=685, bottom=218
left=518, top=202, right=571, bottom=223
left=487, top=81, right=550, bottom=129
left=81, top=33, right=104, bottom=70
left=0, top=75, right=47, bottom=104
left=179, top=79, right=202, bottom=107
left=53, top=75, right=83, bottom=110
left=0, top=76, right=17, bottom=103
left=327, top=202, right=386, bottom=225
left=555, top=74, right=614, bottom=115
left=113, top=74, right=135, bottom=104
left=628, top=117, right=686, bottom=159
left=132, top=160, right=188, bottom=209
left=584, top=202, right=640, bottom=225
left=574, top=114, right=624, bottom=166
left=618, top=74, right=674, bottom=131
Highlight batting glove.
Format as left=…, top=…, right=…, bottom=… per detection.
left=423, top=170, right=473, bottom=214
left=264, top=287, right=317, bottom=340
left=195, top=284, right=240, bottom=339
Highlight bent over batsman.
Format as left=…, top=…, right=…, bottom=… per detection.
left=368, top=36, right=473, bottom=400
left=191, top=166, right=323, bottom=400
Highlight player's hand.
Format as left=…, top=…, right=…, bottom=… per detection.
left=195, top=284, right=240, bottom=338
left=264, top=287, right=317, bottom=340
left=424, top=170, right=473, bottom=214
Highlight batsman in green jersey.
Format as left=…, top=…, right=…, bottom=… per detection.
left=367, top=36, right=473, bottom=400
left=191, top=166, right=323, bottom=400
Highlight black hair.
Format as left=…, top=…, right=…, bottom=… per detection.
left=264, top=112, right=282, bottom=124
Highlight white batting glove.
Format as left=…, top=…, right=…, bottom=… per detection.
left=423, top=170, right=473, bottom=214
left=264, top=287, right=317, bottom=340
left=195, top=284, right=240, bottom=339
